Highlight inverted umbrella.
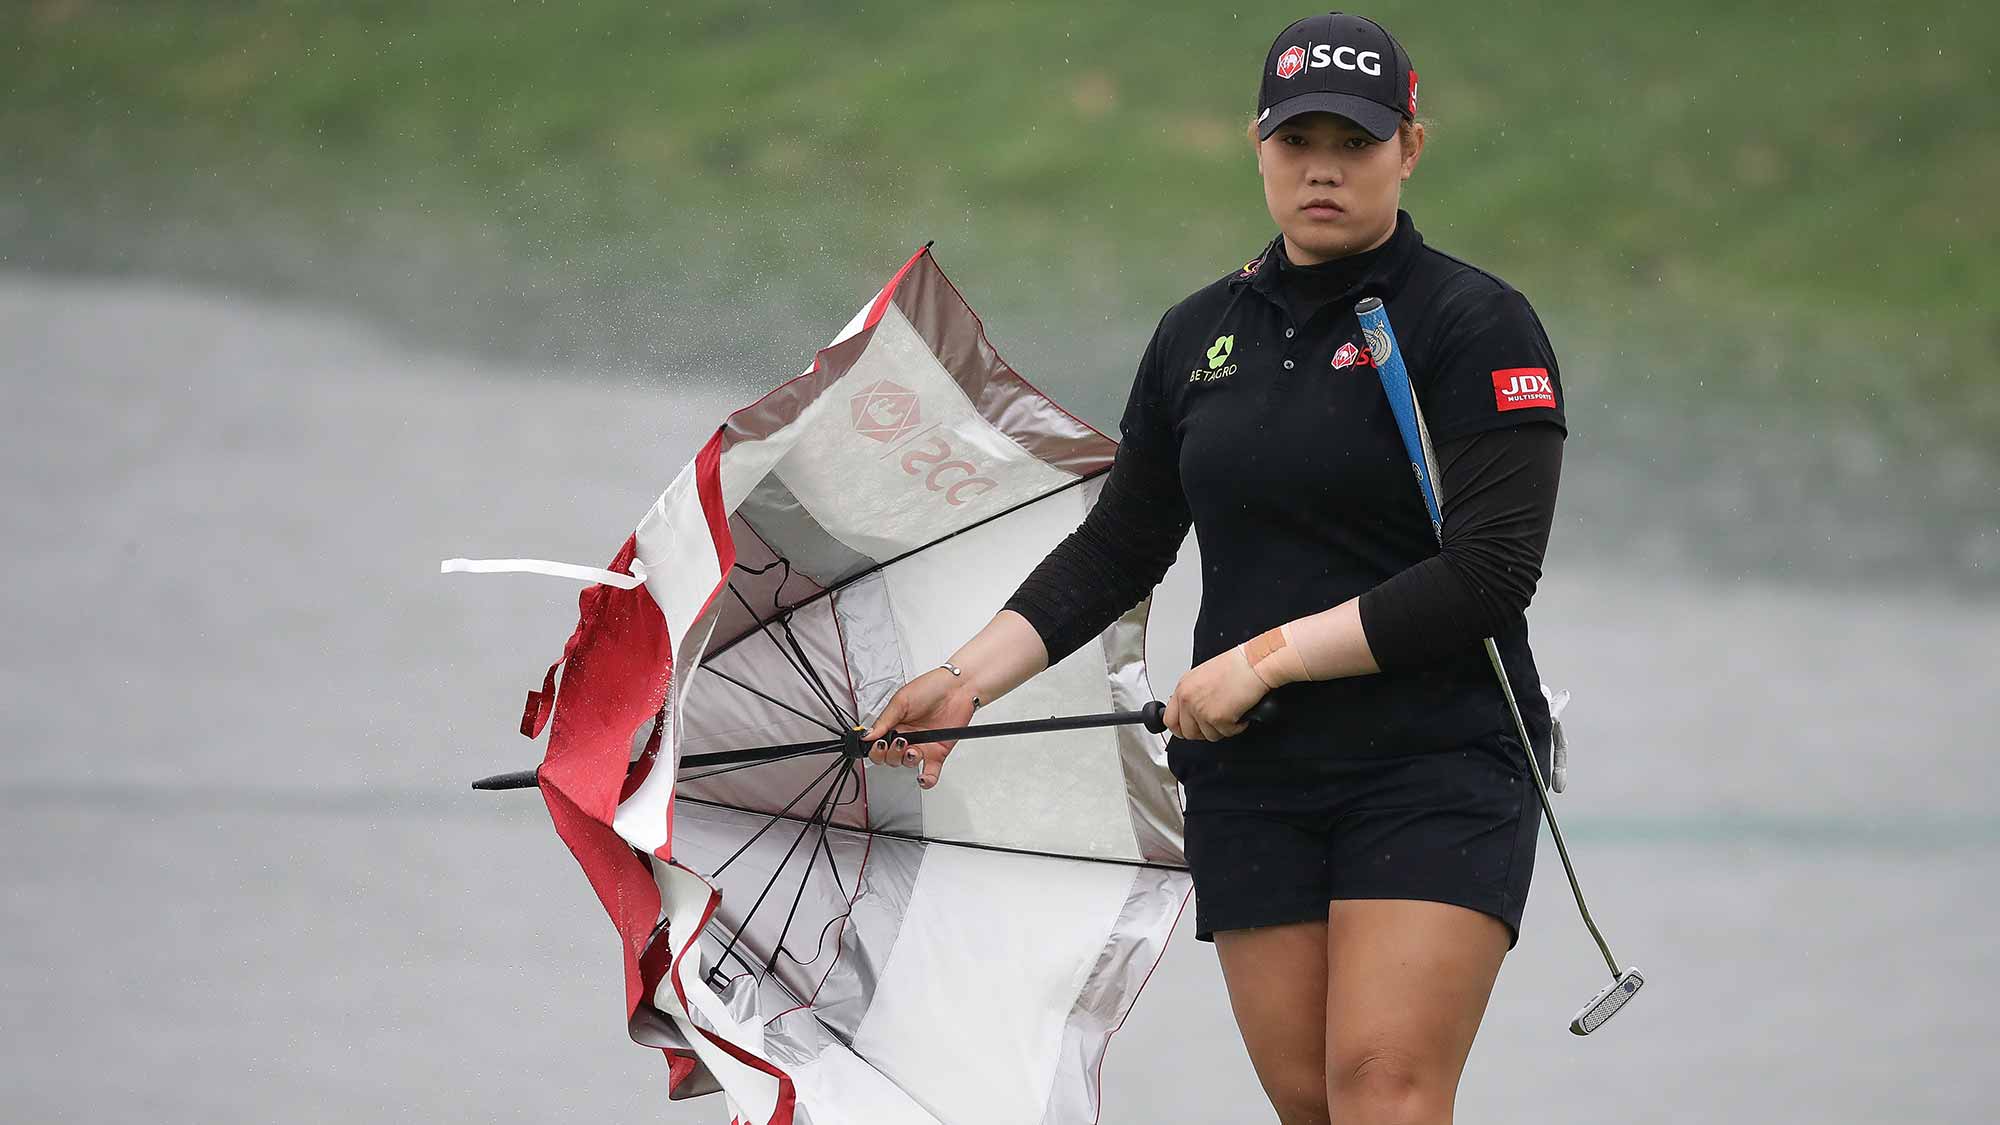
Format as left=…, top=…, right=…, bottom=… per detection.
left=446, top=246, right=1198, bottom=1124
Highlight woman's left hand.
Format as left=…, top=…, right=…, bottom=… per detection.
left=1164, top=647, right=1268, bottom=741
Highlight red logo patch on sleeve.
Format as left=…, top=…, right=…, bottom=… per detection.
left=1492, top=368, right=1555, bottom=411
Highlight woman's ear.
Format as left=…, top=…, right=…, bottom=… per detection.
left=1399, top=121, right=1426, bottom=180
left=1248, top=119, right=1265, bottom=178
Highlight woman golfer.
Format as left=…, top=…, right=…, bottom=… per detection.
left=864, top=12, right=1565, bottom=1123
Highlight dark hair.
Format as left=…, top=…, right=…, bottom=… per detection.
left=1245, top=115, right=1427, bottom=150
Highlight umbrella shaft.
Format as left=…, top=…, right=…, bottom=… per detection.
left=892, top=708, right=1152, bottom=747
left=677, top=706, right=1159, bottom=768
left=472, top=699, right=1284, bottom=791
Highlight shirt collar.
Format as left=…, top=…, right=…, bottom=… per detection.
left=1229, top=209, right=1423, bottom=305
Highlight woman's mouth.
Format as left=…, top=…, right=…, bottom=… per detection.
left=1300, top=199, right=1344, bottom=220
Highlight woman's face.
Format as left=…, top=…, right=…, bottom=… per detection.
left=1255, top=112, right=1424, bottom=264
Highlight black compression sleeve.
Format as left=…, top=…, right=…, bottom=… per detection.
left=1357, top=422, right=1564, bottom=670
left=1001, top=444, right=1193, bottom=665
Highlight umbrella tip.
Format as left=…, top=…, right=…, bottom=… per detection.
left=471, top=768, right=540, bottom=792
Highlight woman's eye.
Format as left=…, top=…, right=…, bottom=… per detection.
left=1345, top=137, right=1372, bottom=150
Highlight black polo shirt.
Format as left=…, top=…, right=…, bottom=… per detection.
left=1118, top=210, right=1566, bottom=799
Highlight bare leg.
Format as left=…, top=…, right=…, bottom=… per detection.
left=1214, top=920, right=1332, bottom=1125
left=1323, top=900, right=1510, bottom=1125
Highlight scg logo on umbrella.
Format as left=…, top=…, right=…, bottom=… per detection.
left=849, top=379, right=998, bottom=506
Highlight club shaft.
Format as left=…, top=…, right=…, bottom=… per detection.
left=1358, top=295, right=1625, bottom=983
left=1484, top=638, right=1622, bottom=978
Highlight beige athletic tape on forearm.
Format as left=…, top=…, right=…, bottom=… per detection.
left=1243, top=600, right=1381, bottom=685
left=1240, top=624, right=1310, bottom=688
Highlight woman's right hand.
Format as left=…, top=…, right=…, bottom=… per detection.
left=862, top=668, right=982, bottom=790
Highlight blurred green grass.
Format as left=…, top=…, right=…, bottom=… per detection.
left=6, top=0, right=1996, bottom=577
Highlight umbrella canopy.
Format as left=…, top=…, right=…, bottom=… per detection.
left=453, top=246, right=1190, bottom=1124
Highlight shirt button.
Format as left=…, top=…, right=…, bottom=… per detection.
left=1282, top=359, right=1295, bottom=370
left=1284, top=328, right=1296, bottom=338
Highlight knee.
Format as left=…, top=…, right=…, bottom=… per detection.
left=1268, top=1085, right=1334, bottom=1125
left=1328, top=1045, right=1448, bottom=1124
left=1260, top=1059, right=1334, bottom=1125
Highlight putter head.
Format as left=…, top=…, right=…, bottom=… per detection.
left=1569, top=967, right=1644, bottom=1035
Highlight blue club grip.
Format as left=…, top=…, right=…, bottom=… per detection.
left=1355, top=297, right=1441, bottom=539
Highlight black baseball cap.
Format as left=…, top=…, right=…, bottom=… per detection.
left=1256, top=12, right=1417, bottom=142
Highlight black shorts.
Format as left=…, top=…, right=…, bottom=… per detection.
left=1181, top=732, right=1543, bottom=944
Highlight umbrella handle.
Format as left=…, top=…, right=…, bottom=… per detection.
left=1138, top=695, right=1280, bottom=733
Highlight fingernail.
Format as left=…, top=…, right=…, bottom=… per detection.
left=874, top=740, right=886, bottom=754
left=892, top=737, right=906, bottom=751
left=903, top=749, right=918, bottom=767
left=918, top=777, right=933, bottom=790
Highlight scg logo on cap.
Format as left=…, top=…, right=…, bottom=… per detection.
left=1274, top=42, right=1384, bottom=79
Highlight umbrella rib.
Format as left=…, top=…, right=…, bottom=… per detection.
left=778, top=612, right=852, bottom=726
left=700, top=926, right=856, bottom=1046
left=704, top=753, right=850, bottom=879
left=706, top=758, right=849, bottom=979
left=726, top=582, right=848, bottom=728
left=760, top=761, right=853, bottom=980
left=772, top=910, right=855, bottom=974
left=702, top=934, right=818, bottom=1024
left=676, top=793, right=1192, bottom=873
left=698, top=662, right=845, bottom=736
left=700, top=467, right=1108, bottom=668
left=811, top=772, right=863, bottom=902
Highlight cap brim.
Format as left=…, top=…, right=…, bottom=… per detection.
left=1257, top=92, right=1403, bottom=141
